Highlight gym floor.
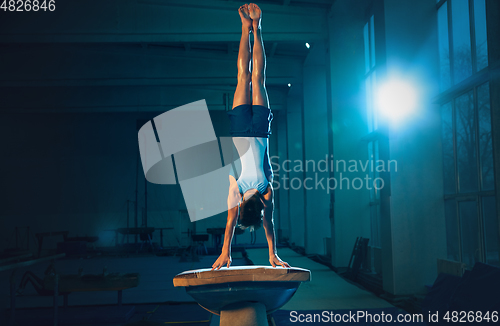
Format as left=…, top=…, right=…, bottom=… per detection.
left=1, top=248, right=403, bottom=326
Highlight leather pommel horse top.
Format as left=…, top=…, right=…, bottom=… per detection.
left=173, top=266, right=311, bottom=287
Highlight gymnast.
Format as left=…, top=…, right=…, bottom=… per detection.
left=212, top=3, right=290, bottom=270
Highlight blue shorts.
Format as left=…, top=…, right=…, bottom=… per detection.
left=226, top=104, right=273, bottom=138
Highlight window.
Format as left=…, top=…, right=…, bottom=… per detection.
left=459, top=200, right=480, bottom=267
left=441, top=102, right=455, bottom=194
left=440, top=82, right=497, bottom=267
left=368, top=140, right=381, bottom=248
left=437, top=0, right=488, bottom=91
left=364, top=14, right=382, bottom=273
left=451, top=0, right=473, bottom=84
left=438, top=0, right=496, bottom=268
left=364, top=15, right=377, bottom=133
left=437, top=4, right=451, bottom=90
left=473, top=0, right=488, bottom=71
left=455, top=90, right=477, bottom=193
left=478, top=83, right=494, bottom=191
left=483, top=196, right=499, bottom=266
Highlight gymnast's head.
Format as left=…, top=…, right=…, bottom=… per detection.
left=238, top=190, right=264, bottom=232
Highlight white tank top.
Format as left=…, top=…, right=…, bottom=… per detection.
left=230, top=137, right=273, bottom=195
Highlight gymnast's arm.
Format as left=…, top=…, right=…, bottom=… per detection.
left=211, top=176, right=241, bottom=270
left=262, top=185, right=291, bottom=268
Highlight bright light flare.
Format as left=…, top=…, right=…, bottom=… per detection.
left=376, top=80, right=418, bottom=122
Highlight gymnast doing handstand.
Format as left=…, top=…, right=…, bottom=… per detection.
left=212, top=3, right=290, bottom=270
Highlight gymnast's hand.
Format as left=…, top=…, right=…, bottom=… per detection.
left=212, top=252, right=232, bottom=270
left=269, top=253, right=291, bottom=268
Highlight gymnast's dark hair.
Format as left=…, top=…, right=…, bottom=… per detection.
left=238, top=194, right=263, bottom=232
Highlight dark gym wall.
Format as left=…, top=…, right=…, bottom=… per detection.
left=0, top=109, right=238, bottom=251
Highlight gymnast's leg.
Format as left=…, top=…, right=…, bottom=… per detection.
left=233, top=4, right=253, bottom=109
left=249, top=3, right=269, bottom=108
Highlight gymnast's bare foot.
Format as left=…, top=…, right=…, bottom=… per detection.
left=239, top=4, right=252, bottom=31
left=248, top=3, right=262, bottom=29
